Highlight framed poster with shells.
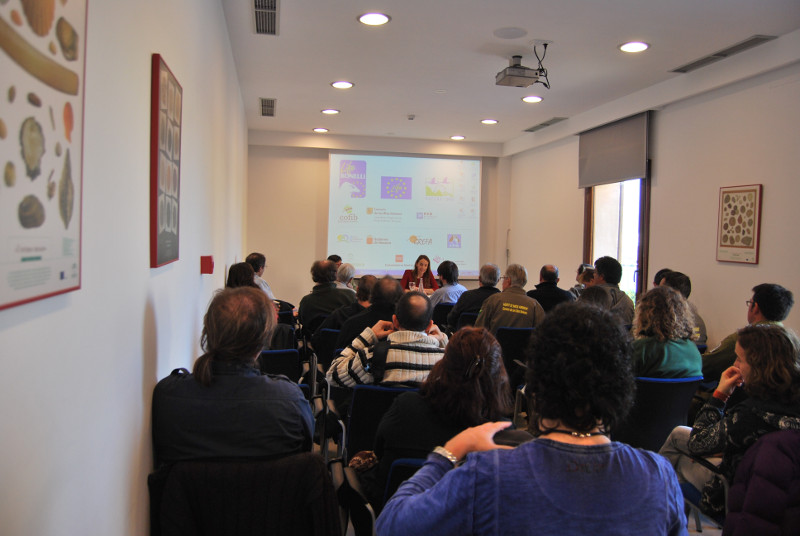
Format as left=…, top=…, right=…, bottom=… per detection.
left=149, top=54, right=182, bottom=268
left=0, top=0, right=86, bottom=310
left=716, top=184, right=762, bottom=264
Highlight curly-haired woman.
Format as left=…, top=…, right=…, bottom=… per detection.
left=659, top=323, right=800, bottom=519
left=376, top=302, right=686, bottom=536
left=630, top=285, right=703, bottom=378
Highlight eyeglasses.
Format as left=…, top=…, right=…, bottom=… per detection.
left=745, top=300, right=753, bottom=307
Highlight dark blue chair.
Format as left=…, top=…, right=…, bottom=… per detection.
left=345, top=385, right=417, bottom=461
left=612, top=376, right=703, bottom=452
left=456, top=312, right=479, bottom=330
left=258, top=349, right=303, bottom=383
left=495, top=327, right=535, bottom=387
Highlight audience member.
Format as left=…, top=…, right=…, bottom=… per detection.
left=368, top=328, right=513, bottom=510
left=226, top=262, right=258, bottom=289
left=400, top=255, right=439, bottom=295
left=327, top=291, right=447, bottom=387
left=652, top=267, right=673, bottom=288
left=297, top=260, right=356, bottom=330
left=475, top=264, right=544, bottom=334
left=335, top=263, right=357, bottom=292
left=631, top=286, right=702, bottom=378
left=377, top=302, right=685, bottom=535
left=327, top=254, right=343, bottom=269
left=659, top=323, right=800, bottom=519
left=568, top=263, right=594, bottom=298
left=660, top=270, right=707, bottom=344
left=245, top=252, right=275, bottom=299
left=526, top=264, right=576, bottom=312
left=313, top=275, right=376, bottom=336
left=702, top=283, right=794, bottom=381
left=578, top=285, right=612, bottom=309
left=151, top=287, right=313, bottom=467
left=429, top=260, right=466, bottom=308
left=336, top=276, right=404, bottom=349
left=592, top=256, right=635, bottom=325
left=446, top=263, right=501, bottom=328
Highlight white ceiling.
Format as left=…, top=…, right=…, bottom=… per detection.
left=221, top=0, right=800, bottom=147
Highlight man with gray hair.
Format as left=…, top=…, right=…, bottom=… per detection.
left=446, top=263, right=501, bottom=328
left=335, top=263, right=357, bottom=292
left=475, top=263, right=545, bottom=334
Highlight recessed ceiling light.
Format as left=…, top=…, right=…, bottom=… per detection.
left=434, top=89, right=447, bottom=94
left=321, top=109, right=340, bottom=115
left=450, top=135, right=465, bottom=141
left=619, top=41, right=649, bottom=53
left=481, top=119, right=499, bottom=125
left=358, top=13, right=390, bottom=26
left=313, top=128, right=329, bottom=133
left=331, top=81, right=354, bottom=89
left=522, top=95, right=543, bottom=103
left=493, top=27, right=527, bottom=40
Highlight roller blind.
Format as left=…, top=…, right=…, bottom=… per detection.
left=578, top=112, right=650, bottom=189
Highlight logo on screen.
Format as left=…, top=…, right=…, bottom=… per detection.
left=338, top=205, right=358, bottom=223
left=395, top=255, right=403, bottom=263
left=416, top=211, right=434, bottom=220
left=447, top=234, right=462, bottom=248
left=409, top=235, right=433, bottom=246
left=339, top=160, right=366, bottom=198
left=425, top=177, right=454, bottom=197
left=381, top=176, right=412, bottom=199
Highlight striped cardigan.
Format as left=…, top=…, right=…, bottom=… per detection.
left=327, top=328, right=446, bottom=387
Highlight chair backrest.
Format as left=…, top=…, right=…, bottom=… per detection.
left=275, top=299, right=297, bottom=327
left=495, top=327, right=534, bottom=387
left=346, top=385, right=417, bottom=460
left=314, top=328, right=341, bottom=371
left=725, top=429, right=800, bottom=535
left=382, top=457, right=426, bottom=507
left=149, top=452, right=341, bottom=536
left=456, top=312, right=479, bottom=330
left=431, top=302, right=455, bottom=328
left=258, top=349, right=302, bottom=383
left=612, top=376, right=703, bottom=451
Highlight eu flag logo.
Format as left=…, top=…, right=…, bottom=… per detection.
left=381, top=176, right=412, bottom=199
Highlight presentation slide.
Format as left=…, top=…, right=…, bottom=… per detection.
left=327, top=153, right=481, bottom=278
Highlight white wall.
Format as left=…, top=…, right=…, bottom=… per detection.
left=504, top=62, right=800, bottom=346
left=0, top=1, right=247, bottom=534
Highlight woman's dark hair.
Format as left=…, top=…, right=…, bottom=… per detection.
left=737, top=323, right=800, bottom=405
left=412, top=254, right=433, bottom=283
left=420, top=327, right=513, bottom=427
left=578, top=285, right=612, bottom=309
left=526, top=302, right=635, bottom=434
left=633, top=286, right=694, bottom=341
left=193, top=287, right=275, bottom=386
left=226, top=262, right=258, bottom=289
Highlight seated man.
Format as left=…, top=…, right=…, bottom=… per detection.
left=475, top=263, right=545, bottom=334
left=315, top=274, right=376, bottom=335
left=592, top=256, right=635, bottom=325
left=327, top=291, right=447, bottom=387
left=335, top=263, right=357, bottom=292
left=526, top=264, right=576, bottom=312
left=429, top=260, right=467, bottom=308
left=246, top=252, right=275, bottom=300
left=660, top=270, right=707, bottom=344
left=702, top=283, right=794, bottom=381
left=151, top=287, right=313, bottom=467
left=336, top=276, right=404, bottom=349
left=446, top=263, right=501, bottom=328
left=297, top=260, right=356, bottom=331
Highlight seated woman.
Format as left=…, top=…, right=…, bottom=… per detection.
left=659, top=323, right=800, bottom=519
left=400, top=255, right=438, bottom=295
left=369, top=327, right=513, bottom=509
left=630, top=285, right=702, bottom=378
left=376, top=303, right=686, bottom=536
left=151, top=287, right=313, bottom=467
left=226, top=261, right=258, bottom=288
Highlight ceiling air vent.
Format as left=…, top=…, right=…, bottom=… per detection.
left=254, top=0, right=278, bottom=36
left=671, top=35, right=776, bottom=74
left=260, top=98, right=276, bottom=117
left=525, top=117, right=567, bottom=133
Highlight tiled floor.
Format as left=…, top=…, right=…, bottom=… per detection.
left=688, top=512, right=723, bottom=535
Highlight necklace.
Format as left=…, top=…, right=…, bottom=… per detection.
left=539, top=428, right=606, bottom=438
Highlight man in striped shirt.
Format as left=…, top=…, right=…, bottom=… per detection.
left=327, top=291, right=447, bottom=388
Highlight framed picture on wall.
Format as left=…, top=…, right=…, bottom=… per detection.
left=149, top=54, right=182, bottom=267
left=0, top=1, right=88, bottom=310
left=716, top=184, right=762, bottom=264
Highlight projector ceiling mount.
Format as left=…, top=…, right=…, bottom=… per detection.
left=495, top=43, right=551, bottom=89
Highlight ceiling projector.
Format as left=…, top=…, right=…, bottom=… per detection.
left=496, top=55, right=542, bottom=87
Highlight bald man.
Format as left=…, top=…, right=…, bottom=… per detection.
left=526, top=264, right=576, bottom=313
